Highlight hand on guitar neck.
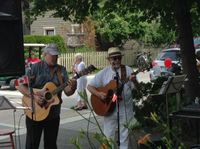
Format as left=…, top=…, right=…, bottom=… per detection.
left=129, top=73, right=137, bottom=82
left=63, top=79, right=77, bottom=96
left=130, top=72, right=140, bottom=90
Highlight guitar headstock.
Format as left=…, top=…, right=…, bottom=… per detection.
left=74, top=64, right=97, bottom=79
left=136, top=51, right=152, bottom=72
left=87, top=65, right=97, bottom=73
left=132, top=67, right=147, bottom=76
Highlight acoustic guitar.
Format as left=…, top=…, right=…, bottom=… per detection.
left=91, top=69, right=144, bottom=116
left=22, top=64, right=96, bottom=121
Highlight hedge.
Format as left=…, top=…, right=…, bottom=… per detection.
left=24, top=35, right=66, bottom=53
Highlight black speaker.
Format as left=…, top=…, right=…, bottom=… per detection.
left=0, top=0, right=25, bottom=77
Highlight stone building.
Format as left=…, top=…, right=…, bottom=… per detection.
left=29, top=11, right=96, bottom=50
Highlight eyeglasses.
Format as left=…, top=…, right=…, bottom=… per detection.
left=111, top=56, right=122, bottom=61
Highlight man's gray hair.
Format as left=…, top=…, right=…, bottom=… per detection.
left=75, top=53, right=83, bottom=61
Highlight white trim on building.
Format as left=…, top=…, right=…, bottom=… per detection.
left=43, top=27, right=56, bottom=36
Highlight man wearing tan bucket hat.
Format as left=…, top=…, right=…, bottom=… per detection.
left=88, top=47, right=139, bottom=149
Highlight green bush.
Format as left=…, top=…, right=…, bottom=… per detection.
left=24, top=35, right=66, bottom=53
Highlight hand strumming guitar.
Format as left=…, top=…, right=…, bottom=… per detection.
left=33, top=88, right=54, bottom=107
left=87, top=85, right=107, bottom=101
left=33, top=92, right=45, bottom=106
left=97, top=92, right=107, bottom=101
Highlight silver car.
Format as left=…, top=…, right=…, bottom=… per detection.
left=149, top=48, right=181, bottom=81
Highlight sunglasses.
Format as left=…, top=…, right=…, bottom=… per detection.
left=111, top=56, right=122, bottom=61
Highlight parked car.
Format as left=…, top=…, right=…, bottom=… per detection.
left=194, top=37, right=200, bottom=48
left=149, top=48, right=181, bottom=81
left=169, top=37, right=200, bottom=49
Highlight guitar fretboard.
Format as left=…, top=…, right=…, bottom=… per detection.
left=50, top=64, right=96, bottom=96
left=51, top=82, right=68, bottom=96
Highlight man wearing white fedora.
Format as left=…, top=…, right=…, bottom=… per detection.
left=88, top=47, right=139, bottom=149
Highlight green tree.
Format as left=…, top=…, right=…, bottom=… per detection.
left=26, top=0, right=200, bottom=100
left=93, top=10, right=146, bottom=49
left=26, top=0, right=176, bottom=48
left=141, top=21, right=176, bottom=47
left=129, top=0, right=200, bottom=99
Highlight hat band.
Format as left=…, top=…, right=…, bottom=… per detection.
left=109, top=52, right=122, bottom=57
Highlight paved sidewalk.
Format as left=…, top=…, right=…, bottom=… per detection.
left=3, top=109, right=139, bottom=149
left=14, top=113, right=104, bottom=149
left=0, top=73, right=146, bottom=149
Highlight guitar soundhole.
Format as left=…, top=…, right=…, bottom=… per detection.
left=44, top=92, right=52, bottom=100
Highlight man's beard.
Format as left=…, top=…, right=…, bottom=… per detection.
left=112, top=62, right=120, bottom=69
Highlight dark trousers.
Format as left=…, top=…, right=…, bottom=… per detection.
left=25, top=116, right=60, bottom=149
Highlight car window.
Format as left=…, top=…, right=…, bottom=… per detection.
left=194, top=37, right=200, bottom=48
left=156, top=51, right=180, bottom=61
left=194, top=37, right=200, bottom=45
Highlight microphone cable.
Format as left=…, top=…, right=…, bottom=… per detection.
left=17, top=113, right=25, bottom=149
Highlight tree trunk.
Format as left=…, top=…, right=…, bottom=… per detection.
left=174, top=0, right=200, bottom=100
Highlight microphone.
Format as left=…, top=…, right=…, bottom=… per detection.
left=114, top=68, right=119, bottom=80
left=27, top=63, right=34, bottom=85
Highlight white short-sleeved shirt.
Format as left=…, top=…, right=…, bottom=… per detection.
left=75, top=61, right=86, bottom=73
left=89, top=65, right=135, bottom=116
left=75, top=61, right=87, bottom=93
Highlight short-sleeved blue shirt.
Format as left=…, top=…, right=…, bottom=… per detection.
left=26, top=60, right=69, bottom=120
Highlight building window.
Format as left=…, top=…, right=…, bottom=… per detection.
left=43, top=27, right=55, bottom=36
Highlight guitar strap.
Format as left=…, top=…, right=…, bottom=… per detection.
left=56, top=65, right=64, bottom=85
left=120, top=64, right=126, bottom=82
left=56, top=65, right=64, bottom=101
left=117, top=65, right=126, bottom=101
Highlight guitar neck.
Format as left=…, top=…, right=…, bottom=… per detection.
left=73, top=69, right=91, bottom=79
left=51, top=70, right=84, bottom=95
left=50, top=64, right=96, bottom=96
left=122, top=69, right=140, bottom=84
left=132, top=69, right=140, bottom=75
left=51, top=82, right=68, bottom=96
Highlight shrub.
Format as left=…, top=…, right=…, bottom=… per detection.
left=24, top=35, right=66, bottom=53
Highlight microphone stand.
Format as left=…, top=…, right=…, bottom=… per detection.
left=114, top=68, right=120, bottom=147
left=27, top=64, right=35, bottom=119
left=27, top=64, right=35, bottom=148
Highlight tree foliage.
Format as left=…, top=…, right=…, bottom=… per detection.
left=25, top=0, right=200, bottom=100
left=24, top=0, right=200, bottom=49
left=92, top=10, right=146, bottom=46
left=25, top=0, right=200, bottom=47
left=26, top=0, right=200, bottom=34
left=141, top=22, right=176, bottom=47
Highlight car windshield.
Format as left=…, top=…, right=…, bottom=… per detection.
left=194, top=37, right=200, bottom=45
left=156, top=51, right=180, bottom=61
